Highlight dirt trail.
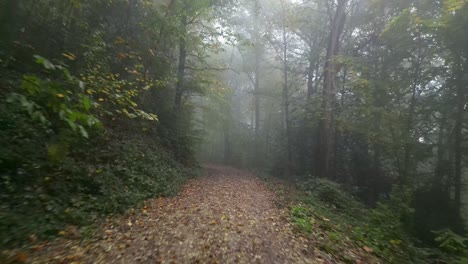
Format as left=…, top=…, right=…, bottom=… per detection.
left=8, top=165, right=321, bottom=263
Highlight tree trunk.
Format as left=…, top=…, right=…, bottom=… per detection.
left=307, top=52, right=315, bottom=98
left=1, top=0, right=19, bottom=68
left=434, top=113, right=447, bottom=190
left=158, top=0, right=177, bottom=51
left=174, top=0, right=187, bottom=110
left=223, top=98, right=232, bottom=165
left=253, top=0, right=261, bottom=135
left=316, top=0, right=347, bottom=178
left=453, top=62, right=466, bottom=220
left=252, top=0, right=262, bottom=166
left=282, top=12, right=292, bottom=173
left=402, top=42, right=422, bottom=185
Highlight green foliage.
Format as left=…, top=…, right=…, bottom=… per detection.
left=291, top=205, right=312, bottom=233
left=0, top=125, right=193, bottom=246
left=7, top=56, right=100, bottom=138
left=352, top=189, right=418, bottom=263
left=291, top=179, right=446, bottom=263
left=300, top=178, right=365, bottom=216
left=279, top=180, right=371, bottom=261
left=89, top=136, right=192, bottom=213
left=81, top=65, right=158, bottom=121
left=433, top=229, right=468, bottom=255
left=0, top=0, right=223, bottom=250
left=0, top=52, right=192, bottom=247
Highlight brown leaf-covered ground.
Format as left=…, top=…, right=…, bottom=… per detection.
left=2, top=165, right=374, bottom=263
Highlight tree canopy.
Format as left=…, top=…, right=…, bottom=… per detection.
left=1, top=0, right=468, bottom=262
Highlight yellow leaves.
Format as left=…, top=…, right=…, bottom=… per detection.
left=114, top=36, right=126, bottom=45
left=56, top=93, right=65, bottom=98
left=75, top=68, right=157, bottom=123
left=101, top=87, right=111, bottom=93
left=62, top=52, right=76, bottom=61
left=58, top=230, right=67, bottom=236
left=390, top=239, right=402, bottom=246
left=444, top=0, right=467, bottom=12
left=413, top=16, right=425, bottom=26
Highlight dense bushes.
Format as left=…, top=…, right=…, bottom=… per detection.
left=0, top=0, right=215, bottom=250
left=0, top=106, right=193, bottom=246
left=299, top=178, right=366, bottom=217
left=290, top=178, right=462, bottom=263
left=0, top=104, right=193, bottom=246
left=0, top=58, right=195, bottom=247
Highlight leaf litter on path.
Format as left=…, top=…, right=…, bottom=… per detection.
left=2, top=165, right=342, bottom=263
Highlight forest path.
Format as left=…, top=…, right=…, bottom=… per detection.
left=11, top=165, right=320, bottom=263
left=96, top=164, right=316, bottom=263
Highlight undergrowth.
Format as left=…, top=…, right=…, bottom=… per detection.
left=0, top=101, right=195, bottom=247
left=0, top=57, right=198, bottom=248
left=265, top=176, right=465, bottom=263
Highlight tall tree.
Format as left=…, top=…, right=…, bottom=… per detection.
left=316, top=0, right=348, bottom=178
left=174, top=0, right=188, bottom=110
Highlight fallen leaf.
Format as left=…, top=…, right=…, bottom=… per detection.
left=13, top=252, right=28, bottom=263
left=29, top=234, right=37, bottom=243
left=363, top=246, right=373, bottom=253
left=31, top=245, right=44, bottom=252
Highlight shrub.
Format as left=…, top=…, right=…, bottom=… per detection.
left=300, top=178, right=365, bottom=217
left=433, top=229, right=468, bottom=255
left=0, top=56, right=193, bottom=247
